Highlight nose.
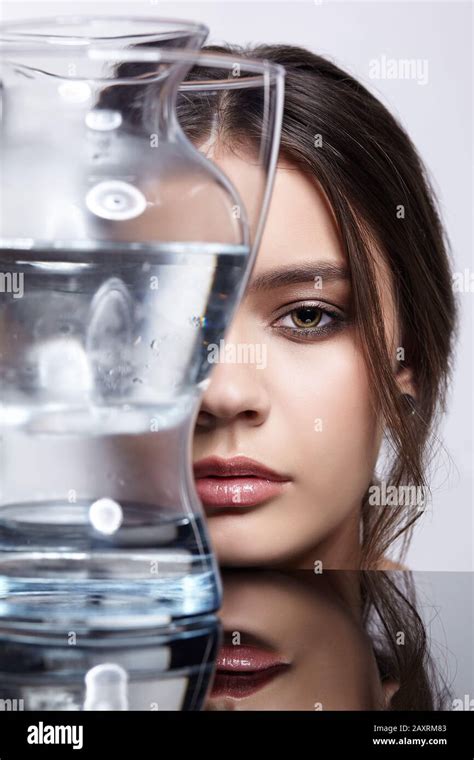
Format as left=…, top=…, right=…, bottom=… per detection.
left=195, top=318, right=270, bottom=430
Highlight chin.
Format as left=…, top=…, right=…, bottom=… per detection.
left=212, top=537, right=304, bottom=568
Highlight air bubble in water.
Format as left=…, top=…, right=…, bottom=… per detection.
left=88, top=498, right=123, bottom=535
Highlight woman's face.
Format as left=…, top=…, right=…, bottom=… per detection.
left=205, top=571, right=397, bottom=711
left=192, top=157, right=406, bottom=568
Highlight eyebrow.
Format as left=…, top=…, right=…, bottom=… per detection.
left=248, top=261, right=350, bottom=293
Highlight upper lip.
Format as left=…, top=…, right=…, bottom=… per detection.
left=193, top=455, right=291, bottom=482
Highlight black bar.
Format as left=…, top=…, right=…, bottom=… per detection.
left=0, top=710, right=473, bottom=757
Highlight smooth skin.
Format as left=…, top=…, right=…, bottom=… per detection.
left=193, top=153, right=413, bottom=569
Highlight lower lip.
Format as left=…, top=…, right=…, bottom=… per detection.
left=194, top=477, right=289, bottom=507
left=210, top=667, right=286, bottom=698
left=211, top=646, right=288, bottom=698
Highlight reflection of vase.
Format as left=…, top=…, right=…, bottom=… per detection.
left=0, top=615, right=220, bottom=711
left=0, top=17, right=284, bottom=625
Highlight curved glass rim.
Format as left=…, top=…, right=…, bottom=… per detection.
left=0, top=44, right=286, bottom=86
left=0, top=14, right=209, bottom=42
left=0, top=40, right=285, bottom=264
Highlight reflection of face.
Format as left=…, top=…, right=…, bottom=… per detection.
left=193, top=156, right=410, bottom=568
left=205, top=571, right=392, bottom=711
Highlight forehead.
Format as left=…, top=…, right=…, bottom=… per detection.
left=256, top=161, right=345, bottom=271
left=204, top=147, right=397, bottom=335
left=204, top=148, right=345, bottom=270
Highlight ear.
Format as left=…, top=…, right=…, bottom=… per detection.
left=395, top=364, right=417, bottom=400
left=381, top=678, right=400, bottom=709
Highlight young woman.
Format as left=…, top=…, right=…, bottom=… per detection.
left=183, top=44, right=457, bottom=570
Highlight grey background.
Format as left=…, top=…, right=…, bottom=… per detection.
left=415, top=572, right=473, bottom=706
left=1, top=0, right=472, bottom=571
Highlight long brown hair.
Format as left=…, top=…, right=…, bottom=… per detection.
left=176, top=44, right=457, bottom=567
left=360, top=571, right=450, bottom=710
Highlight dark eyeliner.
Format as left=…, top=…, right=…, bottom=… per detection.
left=271, top=301, right=349, bottom=340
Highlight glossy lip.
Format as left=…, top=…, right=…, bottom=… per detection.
left=210, top=632, right=290, bottom=699
left=193, top=455, right=292, bottom=510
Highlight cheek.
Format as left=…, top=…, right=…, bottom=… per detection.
left=270, top=336, right=380, bottom=498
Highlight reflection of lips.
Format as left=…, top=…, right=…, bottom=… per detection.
left=211, top=644, right=289, bottom=699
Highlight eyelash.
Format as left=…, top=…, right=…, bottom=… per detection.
left=272, top=301, right=347, bottom=340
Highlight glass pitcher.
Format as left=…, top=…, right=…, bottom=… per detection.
left=0, top=17, right=285, bottom=626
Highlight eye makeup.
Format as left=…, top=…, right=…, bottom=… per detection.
left=271, top=299, right=351, bottom=341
